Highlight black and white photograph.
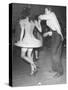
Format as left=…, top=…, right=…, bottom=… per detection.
left=9, top=3, right=66, bottom=87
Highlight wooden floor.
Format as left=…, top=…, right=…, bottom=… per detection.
left=12, top=46, right=66, bottom=87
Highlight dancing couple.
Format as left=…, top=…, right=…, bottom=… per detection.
left=15, top=7, right=63, bottom=77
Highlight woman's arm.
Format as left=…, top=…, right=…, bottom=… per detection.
left=20, top=26, right=24, bottom=41
left=35, top=20, right=42, bottom=32
left=19, top=20, right=25, bottom=41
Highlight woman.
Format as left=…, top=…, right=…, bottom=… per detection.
left=39, top=8, right=64, bottom=77
left=15, top=16, right=42, bottom=75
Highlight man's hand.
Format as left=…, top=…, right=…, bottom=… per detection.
left=49, top=31, right=52, bottom=36
left=43, top=32, right=49, bottom=37
left=43, top=31, right=52, bottom=37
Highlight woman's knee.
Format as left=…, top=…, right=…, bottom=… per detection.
left=21, top=48, right=27, bottom=57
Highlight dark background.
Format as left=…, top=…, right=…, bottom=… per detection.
left=12, top=3, right=66, bottom=43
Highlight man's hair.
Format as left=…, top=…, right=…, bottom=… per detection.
left=45, top=6, right=53, bottom=12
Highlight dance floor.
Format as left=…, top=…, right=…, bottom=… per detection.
left=12, top=45, right=66, bottom=87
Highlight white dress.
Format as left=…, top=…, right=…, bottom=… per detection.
left=15, top=20, right=42, bottom=48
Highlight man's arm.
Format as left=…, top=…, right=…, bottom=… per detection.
left=39, top=14, right=49, bottom=20
left=56, top=20, right=64, bottom=40
left=56, top=29, right=64, bottom=40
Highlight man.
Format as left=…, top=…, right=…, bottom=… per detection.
left=39, top=8, right=64, bottom=77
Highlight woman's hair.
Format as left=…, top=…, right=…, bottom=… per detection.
left=20, top=7, right=31, bottom=19
left=28, top=15, right=39, bottom=22
left=34, top=15, right=39, bottom=21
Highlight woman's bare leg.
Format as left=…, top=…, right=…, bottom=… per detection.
left=35, top=50, right=39, bottom=60
left=27, top=48, right=37, bottom=75
left=21, top=48, right=34, bottom=64
left=21, top=48, right=37, bottom=75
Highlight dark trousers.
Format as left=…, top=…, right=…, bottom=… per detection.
left=51, top=31, right=63, bottom=75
